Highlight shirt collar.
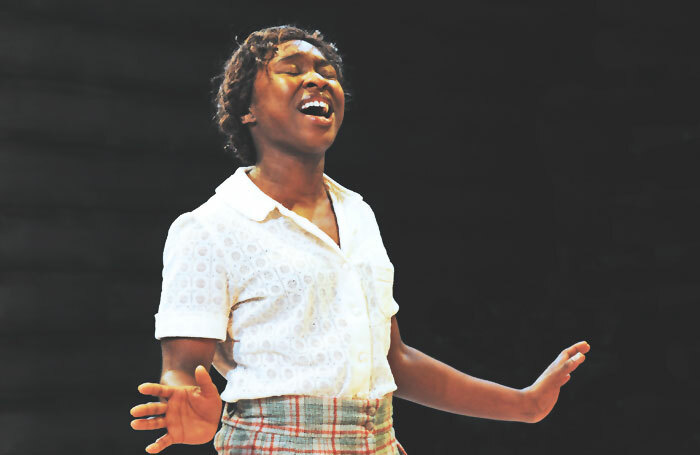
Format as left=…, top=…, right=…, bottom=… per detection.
left=215, top=165, right=362, bottom=221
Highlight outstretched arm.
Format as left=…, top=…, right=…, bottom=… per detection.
left=387, top=316, right=590, bottom=423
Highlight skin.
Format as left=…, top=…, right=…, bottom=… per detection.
left=130, top=39, right=591, bottom=453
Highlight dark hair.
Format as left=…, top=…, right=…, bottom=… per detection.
left=213, top=25, right=347, bottom=165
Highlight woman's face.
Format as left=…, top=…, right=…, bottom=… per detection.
left=246, top=40, right=345, bottom=158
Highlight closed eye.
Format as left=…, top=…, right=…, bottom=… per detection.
left=277, top=64, right=301, bottom=75
left=318, top=65, right=337, bottom=79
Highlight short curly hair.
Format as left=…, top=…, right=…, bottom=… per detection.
left=213, top=25, right=347, bottom=165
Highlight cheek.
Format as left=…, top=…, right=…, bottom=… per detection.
left=251, top=76, right=295, bottom=116
left=337, top=92, right=346, bottom=112
left=275, top=78, right=296, bottom=96
left=335, top=94, right=345, bottom=124
left=267, top=76, right=297, bottom=102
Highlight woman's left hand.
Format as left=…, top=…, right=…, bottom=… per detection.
left=521, top=341, right=591, bottom=423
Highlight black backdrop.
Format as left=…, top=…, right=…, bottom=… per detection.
left=1, top=1, right=698, bottom=454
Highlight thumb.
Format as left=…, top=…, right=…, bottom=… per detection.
left=194, top=365, right=218, bottom=396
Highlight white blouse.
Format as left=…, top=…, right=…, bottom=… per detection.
left=154, top=166, right=400, bottom=402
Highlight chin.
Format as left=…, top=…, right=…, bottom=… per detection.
left=299, top=133, right=338, bottom=155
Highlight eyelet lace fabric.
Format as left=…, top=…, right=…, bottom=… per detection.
left=155, top=166, right=400, bottom=402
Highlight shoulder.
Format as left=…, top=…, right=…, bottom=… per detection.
left=323, top=173, right=387, bottom=235
left=166, top=192, right=244, bottom=234
left=348, top=198, right=385, bottom=236
left=165, top=203, right=213, bottom=238
left=161, top=199, right=230, bottom=256
left=324, top=175, right=377, bottom=220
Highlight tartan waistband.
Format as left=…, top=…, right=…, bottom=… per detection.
left=222, top=394, right=394, bottom=438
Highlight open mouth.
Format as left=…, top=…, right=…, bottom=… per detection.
left=298, top=100, right=333, bottom=119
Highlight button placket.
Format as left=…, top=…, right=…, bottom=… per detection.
left=364, top=400, right=377, bottom=432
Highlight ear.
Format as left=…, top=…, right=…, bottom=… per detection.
left=241, top=111, right=256, bottom=124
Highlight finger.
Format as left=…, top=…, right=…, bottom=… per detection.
left=146, top=432, right=174, bottom=454
left=130, top=416, right=166, bottom=431
left=130, top=402, right=167, bottom=418
left=194, top=365, right=218, bottom=397
left=560, top=373, right=571, bottom=386
left=138, top=383, right=174, bottom=399
left=563, top=341, right=591, bottom=359
left=563, top=351, right=586, bottom=374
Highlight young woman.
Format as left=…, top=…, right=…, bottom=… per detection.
left=129, top=26, right=590, bottom=455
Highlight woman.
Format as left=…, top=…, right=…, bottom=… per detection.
left=130, top=25, right=590, bottom=454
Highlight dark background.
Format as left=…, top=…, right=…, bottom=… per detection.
left=1, top=1, right=698, bottom=454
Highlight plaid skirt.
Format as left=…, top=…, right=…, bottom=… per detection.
left=214, top=394, right=407, bottom=454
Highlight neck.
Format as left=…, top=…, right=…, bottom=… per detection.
left=247, top=151, right=328, bottom=210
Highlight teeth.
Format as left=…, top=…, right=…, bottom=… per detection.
left=300, top=100, right=329, bottom=114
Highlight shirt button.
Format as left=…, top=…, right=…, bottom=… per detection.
left=365, top=421, right=374, bottom=431
left=358, top=352, right=367, bottom=362
left=367, top=406, right=377, bottom=416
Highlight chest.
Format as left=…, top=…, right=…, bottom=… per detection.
left=216, top=209, right=380, bottom=304
left=288, top=199, right=340, bottom=248
left=222, top=215, right=395, bottom=343
left=308, top=205, right=340, bottom=248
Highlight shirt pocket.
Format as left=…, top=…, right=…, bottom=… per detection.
left=371, top=264, right=399, bottom=320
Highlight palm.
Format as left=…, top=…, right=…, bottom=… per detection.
left=131, top=365, right=223, bottom=453
left=162, top=385, right=222, bottom=444
left=523, top=341, right=590, bottom=423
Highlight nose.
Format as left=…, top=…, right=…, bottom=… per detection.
left=302, top=71, right=330, bottom=91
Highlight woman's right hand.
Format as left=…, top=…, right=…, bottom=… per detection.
left=130, top=365, right=223, bottom=453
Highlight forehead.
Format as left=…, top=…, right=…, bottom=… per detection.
left=272, top=40, right=327, bottom=61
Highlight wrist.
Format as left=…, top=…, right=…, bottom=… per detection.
left=518, top=386, right=540, bottom=424
left=160, top=369, right=198, bottom=387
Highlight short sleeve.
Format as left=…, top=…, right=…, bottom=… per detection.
left=154, top=213, right=231, bottom=341
left=360, top=201, right=399, bottom=317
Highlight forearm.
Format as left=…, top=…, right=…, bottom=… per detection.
left=160, top=369, right=198, bottom=387
left=159, top=337, right=218, bottom=387
left=391, top=344, right=531, bottom=422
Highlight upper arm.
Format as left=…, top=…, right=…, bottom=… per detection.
left=387, top=316, right=409, bottom=368
left=155, top=213, right=232, bottom=341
